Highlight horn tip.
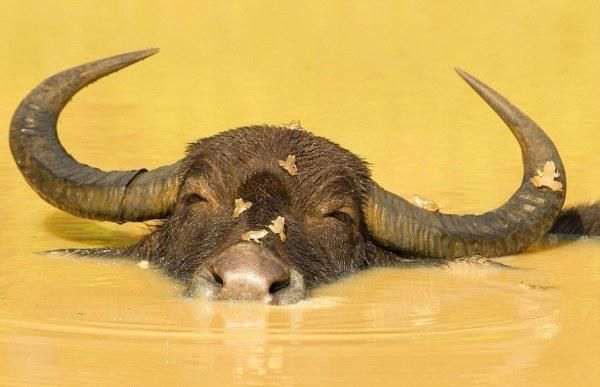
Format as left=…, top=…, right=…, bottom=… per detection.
left=454, top=67, right=476, bottom=84
left=145, top=47, right=160, bottom=54
left=112, top=48, right=160, bottom=68
left=137, top=47, right=160, bottom=58
left=454, top=67, right=492, bottom=99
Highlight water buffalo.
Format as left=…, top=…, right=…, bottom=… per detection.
left=10, top=49, right=599, bottom=304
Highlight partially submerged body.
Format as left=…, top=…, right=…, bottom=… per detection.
left=10, top=50, right=599, bottom=304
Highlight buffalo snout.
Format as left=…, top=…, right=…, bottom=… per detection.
left=188, top=243, right=306, bottom=304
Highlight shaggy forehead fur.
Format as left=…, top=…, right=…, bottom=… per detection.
left=180, top=125, right=372, bottom=206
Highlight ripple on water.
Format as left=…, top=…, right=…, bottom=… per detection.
left=0, top=261, right=560, bottom=346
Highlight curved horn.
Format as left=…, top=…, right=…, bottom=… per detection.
left=10, top=49, right=181, bottom=222
left=365, top=69, right=566, bottom=258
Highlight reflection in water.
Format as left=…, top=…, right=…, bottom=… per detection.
left=1, top=1, right=600, bottom=385
left=0, top=264, right=562, bottom=385
left=42, top=212, right=145, bottom=247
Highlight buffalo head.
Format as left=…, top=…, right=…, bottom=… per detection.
left=10, top=50, right=566, bottom=304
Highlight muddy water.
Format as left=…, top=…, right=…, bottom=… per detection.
left=1, top=1, right=600, bottom=386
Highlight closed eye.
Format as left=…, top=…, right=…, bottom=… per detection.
left=325, top=209, right=354, bottom=224
left=184, top=193, right=207, bottom=206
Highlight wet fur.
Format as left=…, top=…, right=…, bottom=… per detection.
left=550, top=202, right=600, bottom=236
left=131, top=125, right=375, bottom=288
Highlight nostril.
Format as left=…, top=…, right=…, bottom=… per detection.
left=213, top=272, right=224, bottom=286
left=269, top=278, right=290, bottom=294
left=209, top=245, right=292, bottom=300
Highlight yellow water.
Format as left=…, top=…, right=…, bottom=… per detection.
left=1, top=1, right=600, bottom=385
